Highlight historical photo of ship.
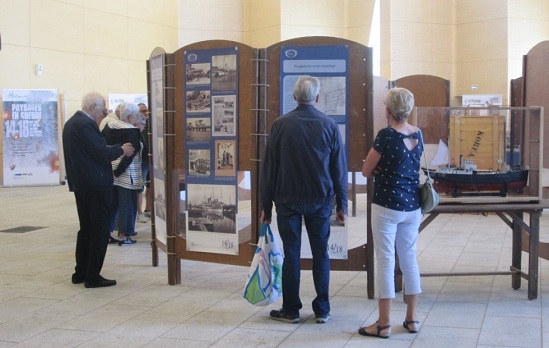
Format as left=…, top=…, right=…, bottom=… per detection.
left=188, top=149, right=211, bottom=176
left=211, top=54, right=237, bottom=91
left=212, top=95, right=236, bottom=136
left=186, top=117, right=211, bottom=142
left=187, top=184, right=237, bottom=234
left=186, top=90, right=211, bottom=113
left=186, top=63, right=211, bottom=85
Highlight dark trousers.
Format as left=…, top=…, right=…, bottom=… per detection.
left=73, top=190, right=112, bottom=282
left=276, top=202, right=332, bottom=317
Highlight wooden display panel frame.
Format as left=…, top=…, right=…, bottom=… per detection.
left=262, top=37, right=374, bottom=297
left=170, top=41, right=259, bottom=268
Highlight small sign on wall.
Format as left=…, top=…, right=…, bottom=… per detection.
left=462, top=94, right=502, bottom=107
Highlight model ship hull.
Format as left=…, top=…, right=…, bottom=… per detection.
left=430, top=169, right=529, bottom=197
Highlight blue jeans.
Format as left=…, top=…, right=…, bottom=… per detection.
left=276, top=202, right=332, bottom=317
left=110, top=186, right=138, bottom=237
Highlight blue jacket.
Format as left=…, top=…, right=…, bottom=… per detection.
left=62, top=111, right=124, bottom=192
left=260, top=104, right=348, bottom=219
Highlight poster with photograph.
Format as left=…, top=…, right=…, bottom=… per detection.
left=215, top=140, right=235, bottom=176
left=212, top=95, right=236, bottom=136
left=186, top=183, right=238, bottom=255
left=186, top=117, right=211, bottom=143
left=188, top=149, right=211, bottom=176
left=185, top=90, right=211, bottom=114
left=184, top=47, right=240, bottom=254
left=186, top=63, right=211, bottom=86
left=2, top=89, right=60, bottom=187
left=108, top=94, right=147, bottom=111
left=149, top=54, right=167, bottom=244
left=211, top=54, right=237, bottom=91
left=153, top=178, right=167, bottom=245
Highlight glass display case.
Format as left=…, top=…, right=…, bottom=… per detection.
left=414, top=106, right=543, bottom=203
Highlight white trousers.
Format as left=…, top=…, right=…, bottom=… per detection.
left=371, top=203, right=422, bottom=299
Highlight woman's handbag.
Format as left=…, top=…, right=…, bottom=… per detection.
left=243, top=223, right=283, bottom=306
left=420, top=132, right=440, bottom=214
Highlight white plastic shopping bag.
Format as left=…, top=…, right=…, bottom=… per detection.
left=243, top=223, right=283, bottom=306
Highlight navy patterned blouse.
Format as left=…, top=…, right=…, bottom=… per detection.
left=372, top=127, right=423, bottom=211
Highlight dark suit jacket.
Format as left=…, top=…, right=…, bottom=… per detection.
left=62, top=111, right=124, bottom=192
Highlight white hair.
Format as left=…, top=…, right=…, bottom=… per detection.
left=81, top=91, right=105, bottom=113
left=385, top=88, right=414, bottom=122
left=119, top=103, right=139, bottom=123
left=293, top=76, right=321, bottom=104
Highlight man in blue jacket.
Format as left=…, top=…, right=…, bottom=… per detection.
left=63, top=91, right=134, bottom=288
left=260, top=76, right=348, bottom=324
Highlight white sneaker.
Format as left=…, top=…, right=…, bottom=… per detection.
left=136, top=213, right=148, bottom=223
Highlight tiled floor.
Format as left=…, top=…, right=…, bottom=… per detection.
left=1, top=185, right=549, bottom=347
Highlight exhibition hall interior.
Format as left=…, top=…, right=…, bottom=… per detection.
left=1, top=1, right=549, bottom=347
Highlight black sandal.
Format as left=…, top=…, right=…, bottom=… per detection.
left=358, top=321, right=391, bottom=339
left=403, top=320, right=420, bottom=333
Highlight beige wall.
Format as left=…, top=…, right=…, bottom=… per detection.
left=507, top=0, right=549, bottom=84
left=454, top=0, right=549, bottom=104
left=245, top=0, right=373, bottom=47
left=1, top=1, right=548, bottom=112
left=381, top=0, right=549, bottom=105
left=179, top=0, right=244, bottom=47
left=1, top=1, right=548, bottom=110
left=345, top=0, right=375, bottom=46
left=242, top=0, right=280, bottom=47
left=2, top=0, right=549, bottom=180
left=0, top=0, right=179, bottom=116
left=380, top=1, right=454, bottom=93
left=0, top=0, right=178, bottom=178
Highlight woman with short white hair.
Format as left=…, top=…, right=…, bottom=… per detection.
left=101, top=103, right=143, bottom=246
left=359, top=88, right=422, bottom=338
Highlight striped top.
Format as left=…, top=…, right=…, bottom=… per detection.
left=108, top=120, right=143, bottom=190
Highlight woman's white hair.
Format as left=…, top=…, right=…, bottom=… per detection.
left=119, top=103, right=139, bottom=123
left=293, top=76, right=321, bottom=104
left=385, top=88, right=414, bottom=122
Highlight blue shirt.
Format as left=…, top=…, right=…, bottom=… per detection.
left=260, top=104, right=348, bottom=219
left=372, top=127, right=422, bottom=211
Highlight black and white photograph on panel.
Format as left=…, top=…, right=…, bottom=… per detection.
left=188, top=149, right=211, bottom=176
left=153, top=177, right=167, bottom=245
left=215, top=140, right=236, bottom=176
left=185, top=185, right=239, bottom=254
left=187, top=183, right=237, bottom=233
left=156, top=136, right=165, bottom=173
left=185, top=90, right=211, bottom=113
left=211, top=54, right=237, bottom=91
left=186, top=63, right=211, bottom=85
left=186, top=117, right=211, bottom=142
left=212, top=95, right=236, bottom=136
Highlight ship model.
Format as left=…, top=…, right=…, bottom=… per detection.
left=426, top=140, right=529, bottom=197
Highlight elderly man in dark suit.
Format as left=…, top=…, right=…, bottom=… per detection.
left=63, top=91, right=134, bottom=288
